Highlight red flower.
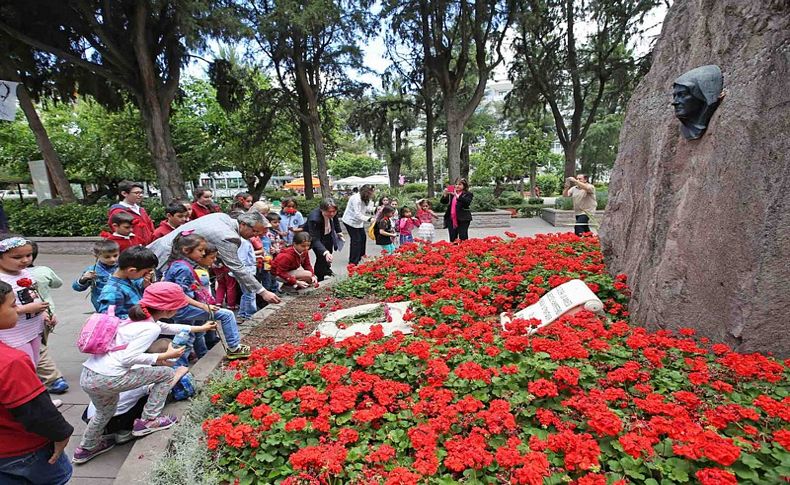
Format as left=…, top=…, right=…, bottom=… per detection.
left=528, top=379, right=559, bottom=398
left=16, top=278, right=33, bottom=288
left=774, top=429, right=790, bottom=450
left=235, top=389, right=255, bottom=407
left=695, top=468, right=737, bottom=485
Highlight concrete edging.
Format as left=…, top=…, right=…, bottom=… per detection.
left=29, top=236, right=103, bottom=255
left=112, top=294, right=297, bottom=484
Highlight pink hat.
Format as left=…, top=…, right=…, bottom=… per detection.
left=139, top=282, right=189, bottom=311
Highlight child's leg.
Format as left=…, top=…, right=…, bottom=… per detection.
left=287, top=268, right=314, bottom=283
left=37, top=338, right=65, bottom=387
left=238, top=286, right=257, bottom=319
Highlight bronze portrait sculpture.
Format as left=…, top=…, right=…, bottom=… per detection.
left=672, top=65, right=724, bottom=140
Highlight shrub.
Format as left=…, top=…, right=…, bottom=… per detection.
left=527, top=197, right=544, bottom=205
left=264, top=189, right=293, bottom=201
left=402, top=183, right=428, bottom=194
left=536, top=173, right=561, bottom=196
left=470, top=192, right=498, bottom=212
left=519, top=202, right=545, bottom=218
left=499, top=191, right=525, bottom=206
left=556, top=196, right=574, bottom=210
left=7, top=202, right=108, bottom=237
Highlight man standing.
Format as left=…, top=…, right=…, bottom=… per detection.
left=148, top=212, right=281, bottom=304
left=107, top=181, right=155, bottom=245
left=563, top=174, right=597, bottom=236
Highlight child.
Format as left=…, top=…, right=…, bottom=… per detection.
left=73, top=240, right=120, bottom=312
left=0, top=280, right=74, bottom=484
left=101, top=212, right=142, bottom=253
left=271, top=232, right=317, bottom=291
left=373, top=206, right=397, bottom=255
left=266, top=212, right=284, bottom=253
left=152, top=202, right=189, bottom=241
left=0, top=236, right=48, bottom=365
left=416, top=198, right=438, bottom=243
left=97, top=246, right=158, bottom=319
left=250, top=201, right=270, bottom=217
left=375, top=196, right=391, bottom=217
left=107, top=181, right=155, bottom=245
left=390, top=198, right=400, bottom=244
left=397, top=207, right=421, bottom=245
left=236, top=236, right=259, bottom=321
left=72, top=282, right=216, bottom=464
left=190, top=187, right=220, bottom=220
left=163, top=233, right=250, bottom=361
left=81, top=339, right=190, bottom=446
left=279, top=197, right=305, bottom=246
left=229, top=192, right=253, bottom=217
left=28, top=243, right=69, bottom=395
left=195, top=243, right=220, bottom=351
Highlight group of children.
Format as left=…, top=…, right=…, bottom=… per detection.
left=372, top=196, right=439, bottom=254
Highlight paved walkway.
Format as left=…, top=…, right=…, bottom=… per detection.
left=39, top=216, right=569, bottom=484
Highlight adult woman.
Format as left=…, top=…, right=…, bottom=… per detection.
left=190, top=188, right=220, bottom=220
left=440, top=178, right=474, bottom=242
left=341, top=184, right=375, bottom=265
left=306, top=198, right=344, bottom=281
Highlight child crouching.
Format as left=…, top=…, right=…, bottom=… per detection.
left=73, top=282, right=216, bottom=464
left=271, top=232, right=317, bottom=291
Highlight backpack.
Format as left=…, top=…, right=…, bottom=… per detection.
left=171, top=372, right=197, bottom=401
left=76, top=306, right=130, bottom=354
left=367, top=221, right=376, bottom=240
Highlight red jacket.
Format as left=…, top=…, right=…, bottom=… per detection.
left=107, top=204, right=155, bottom=245
left=271, top=246, right=313, bottom=286
left=99, top=231, right=143, bottom=253
left=190, top=202, right=220, bottom=219
left=152, top=220, right=176, bottom=241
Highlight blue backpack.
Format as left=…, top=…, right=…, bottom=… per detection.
left=171, top=373, right=196, bottom=401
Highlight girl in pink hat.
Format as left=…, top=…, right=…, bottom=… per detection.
left=73, top=282, right=216, bottom=465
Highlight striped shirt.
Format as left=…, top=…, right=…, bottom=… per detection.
left=0, top=270, right=46, bottom=349
left=97, top=276, right=144, bottom=319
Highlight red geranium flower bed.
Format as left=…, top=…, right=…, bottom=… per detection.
left=203, top=234, right=790, bottom=484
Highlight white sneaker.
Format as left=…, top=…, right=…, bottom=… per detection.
left=52, top=399, right=63, bottom=408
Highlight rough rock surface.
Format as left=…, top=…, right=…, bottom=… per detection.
left=600, top=0, right=790, bottom=356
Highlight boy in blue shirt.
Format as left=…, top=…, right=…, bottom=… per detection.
left=96, top=247, right=158, bottom=319
left=73, top=241, right=120, bottom=312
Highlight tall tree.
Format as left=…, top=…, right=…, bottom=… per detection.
left=348, top=79, right=416, bottom=188
left=383, top=0, right=514, bottom=183
left=0, top=1, right=236, bottom=201
left=578, top=113, right=623, bottom=183
left=243, top=0, right=375, bottom=198
left=510, top=0, right=658, bottom=179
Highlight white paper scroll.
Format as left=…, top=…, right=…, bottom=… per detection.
left=0, top=81, right=19, bottom=122
left=501, top=279, right=604, bottom=334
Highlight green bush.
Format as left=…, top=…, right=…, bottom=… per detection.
left=263, top=189, right=293, bottom=201
left=8, top=203, right=108, bottom=237
left=402, top=182, right=428, bottom=194
left=470, top=192, right=497, bottom=212
left=519, top=203, right=545, bottom=218
left=497, top=191, right=524, bottom=206
left=536, top=173, right=561, bottom=196
left=527, top=197, right=544, bottom=205
left=555, top=196, right=574, bottom=210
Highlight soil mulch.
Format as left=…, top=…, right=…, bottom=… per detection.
left=241, top=286, right=381, bottom=350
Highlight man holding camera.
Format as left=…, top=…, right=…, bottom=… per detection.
left=563, top=174, right=597, bottom=236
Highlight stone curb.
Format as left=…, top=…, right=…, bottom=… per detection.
left=112, top=292, right=301, bottom=484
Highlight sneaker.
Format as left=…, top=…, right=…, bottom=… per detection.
left=47, top=377, right=69, bottom=394
left=131, top=415, right=178, bottom=437
left=72, top=437, right=115, bottom=464
left=115, top=430, right=135, bottom=444
left=225, top=344, right=251, bottom=360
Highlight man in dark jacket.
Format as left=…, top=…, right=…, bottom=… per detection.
left=440, top=178, right=474, bottom=242
left=306, top=198, right=344, bottom=281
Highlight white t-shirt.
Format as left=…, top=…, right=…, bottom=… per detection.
left=83, top=319, right=190, bottom=376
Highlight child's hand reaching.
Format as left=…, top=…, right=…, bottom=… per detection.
left=156, top=343, right=185, bottom=365
left=20, top=301, right=49, bottom=315
left=79, top=271, right=97, bottom=284
left=198, top=321, right=218, bottom=333
left=295, top=280, right=310, bottom=289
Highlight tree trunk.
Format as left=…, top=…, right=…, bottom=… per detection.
left=563, top=142, right=578, bottom=181
left=494, top=178, right=505, bottom=198
left=460, top=136, right=470, bottom=180
left=296, top=85, right=314, bottom=199
left=137, top=98, right=186, bottom=202
left=0, top=60, right=76, bottom=202
left=446, top=117, right=463, bottom=184
left=425, top=103, right=435, bottom=197
left=15, top=85, right=76, bottom=202
left=295, top=68, right=329, bottom=199
left=530, top=163, right=538, bottom=197
left=388, top=128, right=403, bottom=188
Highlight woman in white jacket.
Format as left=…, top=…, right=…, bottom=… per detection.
left=72, top=282, right=216, bottom=465
left=341, top=185, right=375, bottom=265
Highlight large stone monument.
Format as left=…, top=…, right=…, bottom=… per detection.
left=600, top=0, right=790, bottom=356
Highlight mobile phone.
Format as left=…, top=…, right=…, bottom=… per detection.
left=446, top=185, right=455, bottom=193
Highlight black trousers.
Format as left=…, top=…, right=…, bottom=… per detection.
left=448, top=221, right=471, bottom=242
left=345, top=223, right=366, bottom=265
left=574, top=214, right=590, bottom=236
left=314, top=235, right=334, bottom=281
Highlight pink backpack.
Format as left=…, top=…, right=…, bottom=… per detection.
left=76, top=306, right=130, bottom=354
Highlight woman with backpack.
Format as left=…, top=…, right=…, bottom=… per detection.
left=72, top=282, right=216, bottom=465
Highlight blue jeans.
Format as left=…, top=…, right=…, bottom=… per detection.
left=0, top=443, right=72, bottom=485
left=173, top=306, right=241, bottom=364
left=238, top=287, right=258, bottom=319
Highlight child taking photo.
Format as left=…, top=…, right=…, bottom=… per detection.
left=73, top=282, right=216, bottom=464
